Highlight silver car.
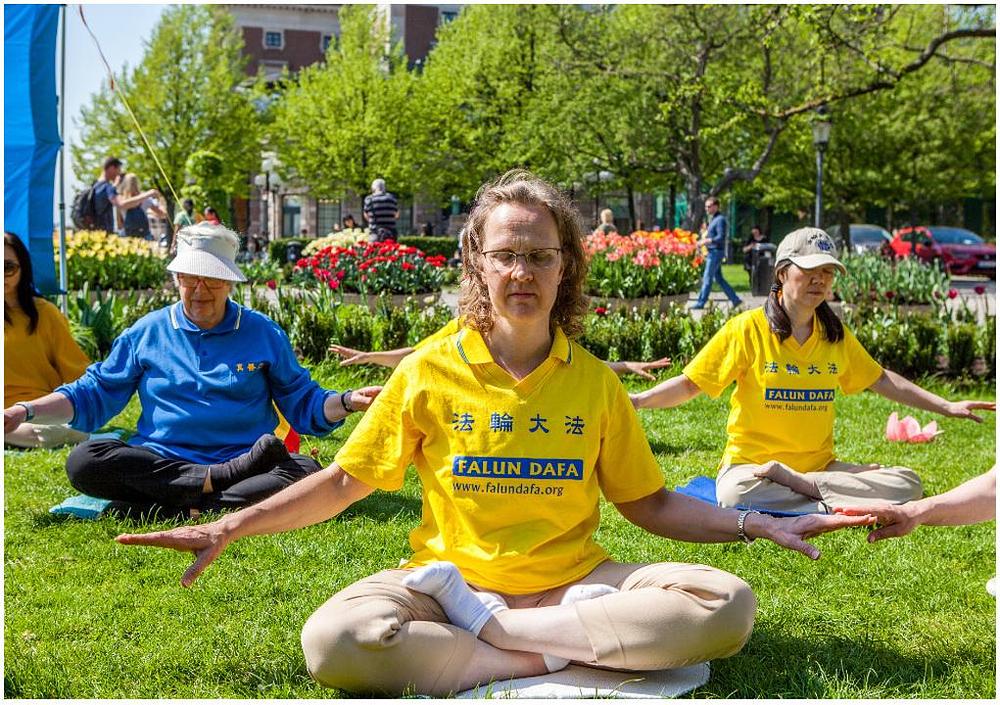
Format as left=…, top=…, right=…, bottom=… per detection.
left=826, top=223, right=892, bottom=255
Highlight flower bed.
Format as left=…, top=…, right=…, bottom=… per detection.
left=585, top=229, right=701, bottom=298
left=56, top=230, right=167, bottom=290
left=302, top=228, right=369, bottom=255
left=290, top=241, right=446, bottom=294
left=836, top=253, right=949, bottom=305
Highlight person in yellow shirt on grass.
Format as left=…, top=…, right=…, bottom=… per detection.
left=116, top=173, right=874, bottom=696
left=4, top=231, right=90, bottom=448
left=632, top=227, right=995, bottom=514
left=329, top=316, right=673, bottom=380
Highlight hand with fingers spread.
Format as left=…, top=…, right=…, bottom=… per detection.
left=834, top=503, right=919, bottom=542
left=607, top=357, right=673, bottom=381
left=748, top=511, right=877, bottom=560
left=117, top=522, right=231, bottom=587
left=328, top=344, right=372, bottom=366
left=328, top=344, right=414, bottom=369
left=943, top=400, right=996, bottom=423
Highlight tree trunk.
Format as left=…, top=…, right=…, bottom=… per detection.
left=626, top=184, right=637, bottom=232
left=667, top=184, right=676, bottom=230
left=838, top=209, right=852, bottom=254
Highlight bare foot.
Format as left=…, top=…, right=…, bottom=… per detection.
left=753, top=461, right=821, bottom=499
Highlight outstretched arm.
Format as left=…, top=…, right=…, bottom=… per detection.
left=836, top=466, right=996, bottom=542
left=4, top=392, right=75, bottom=434
left=605, top=357, right=672, bottom=381
left=630, top=373, right=702, bottom=409
left=329, top=343, right=414, bottom=369
left=117, top=464, right=375, bottom=586
left=616, top=489, right=874, bottom=560
left=869, top=369, right=995, bottom=422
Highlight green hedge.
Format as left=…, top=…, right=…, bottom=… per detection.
left=397, top=236, right=458, bottom=260
left=268, top=238, right=307, bottom=264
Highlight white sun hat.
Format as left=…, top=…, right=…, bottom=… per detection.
left=167, top=222, right=247, bottom=282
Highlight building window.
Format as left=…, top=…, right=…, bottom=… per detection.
left=264, top=30, right=283, bottom=49
left=317, top=200, right=341, bottom=235
left=321, top=34, right=334, bottom=53
left=441, top=11, right=458, bottom=24
left=282, top=195, right=301, bottom=238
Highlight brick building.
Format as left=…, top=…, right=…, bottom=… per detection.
left=226, top=3, right=460, bottom=241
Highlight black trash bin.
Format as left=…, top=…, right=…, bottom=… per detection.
left=750, top=243, right=777, bottom=297
left=285, top=241, right=304, bottom=264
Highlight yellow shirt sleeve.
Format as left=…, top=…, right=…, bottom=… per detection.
left=42, top=300, right=91, bottom=384
left=682, top=316, right=750, bottom=398
left=595, top=374, right=665, bottom=504
left=838, top=326, right=883, bottom=394
left=333, top=356, right=422, bottom=491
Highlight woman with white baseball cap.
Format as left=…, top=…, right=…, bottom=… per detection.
left=632, top=227, right=994, bottom=514
left=3, top=222, right=381, bottom=517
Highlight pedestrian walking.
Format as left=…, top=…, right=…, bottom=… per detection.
left=692, top=196, right=742, bottom=310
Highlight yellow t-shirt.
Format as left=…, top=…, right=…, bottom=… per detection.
left=4, top=298, right=91, bottom=407
left=683, top=308, right=883, bottom=473
left=335, top=326, right=665, bottom=594
left=412, top=316, right=463, bottom=350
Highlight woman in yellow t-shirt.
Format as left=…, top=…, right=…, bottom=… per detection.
left=632, top=227, right=994, bottom=515
left=116, top=174, right=873, bottom=697
left=3, top=232, right=90, bottom=448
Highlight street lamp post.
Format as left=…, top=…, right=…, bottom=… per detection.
left=812, top=104, right=832, bottom=229
left=255, top=153, right=282, bottom=241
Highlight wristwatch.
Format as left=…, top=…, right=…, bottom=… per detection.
left=340, top=389, right=355, bottom=413
left=737, top=509, right=761, bottom=544
left=15, top=401, right=35, bottom=422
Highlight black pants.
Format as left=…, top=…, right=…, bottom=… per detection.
left=65, top=439, right=320, bottom=514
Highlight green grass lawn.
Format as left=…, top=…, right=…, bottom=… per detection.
left=721, top=263, right=751, bottom=293
left=4, top=364, right=995, bottom=698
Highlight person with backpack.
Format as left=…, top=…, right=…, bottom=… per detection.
left=73, top=157, right=159, bottom=234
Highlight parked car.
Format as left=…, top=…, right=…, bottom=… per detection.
left=887, top=225, right=996, bottom=278
left=827, top=223, right=892, bottom=255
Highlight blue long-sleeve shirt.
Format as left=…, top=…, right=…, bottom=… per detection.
left=56, top=300, right=343, bottom=464
left=706, top=213, right=728, bottom=251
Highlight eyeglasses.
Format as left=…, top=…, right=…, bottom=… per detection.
left=176, top=273, right=228, bottom=289
left=4, top=260, right=20, bottom=278
left=481, top=248, right=562, bottom=272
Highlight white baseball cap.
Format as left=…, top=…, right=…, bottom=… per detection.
left=167, top=223, right=246, bottom=282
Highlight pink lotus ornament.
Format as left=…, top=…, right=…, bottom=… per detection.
left=885, top=412, right=942, bottom=443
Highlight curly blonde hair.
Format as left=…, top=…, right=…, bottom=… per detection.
left=459, top=170, right=590, bottom=339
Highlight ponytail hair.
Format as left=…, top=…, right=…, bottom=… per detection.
left=764, top=263, right=844, bottom=343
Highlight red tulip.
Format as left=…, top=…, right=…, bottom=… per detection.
left=975, top=285, right=986, bottom=295
left=884, top=291, right=896, bottom=300
left=947, top=288, right=959, bottom=299
left=265, top=279, right=277, bottom=290
left=595, top=306, right=608, bottom=316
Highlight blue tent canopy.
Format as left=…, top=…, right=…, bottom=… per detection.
left=5, top=4, right=61, bottom=294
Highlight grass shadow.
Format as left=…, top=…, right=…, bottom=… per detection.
left=338, top=492, right=421, bottom=523
left=648, top=438, right=718, bottom=455
left=694, top=626, right=963, bottom=698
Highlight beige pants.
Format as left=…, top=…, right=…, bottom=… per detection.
left=300, top=560, right=756, bottom=696
left=716, top=460, right=923, bottom=514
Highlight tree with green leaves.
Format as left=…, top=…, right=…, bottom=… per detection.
left=71, top=5, right=262, bottom=219
left=269, top=4, right=419, bottom=201
left=546, top=4, right=994, bottom=229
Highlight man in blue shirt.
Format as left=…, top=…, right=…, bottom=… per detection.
left=692, top=196, right=743, bottom=310
left=3, top=223, right=381, bottom=516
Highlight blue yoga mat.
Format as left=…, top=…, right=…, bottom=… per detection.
left=673, top=475, right=814, bottom=517
left=49, top=494, right=112, bottom=519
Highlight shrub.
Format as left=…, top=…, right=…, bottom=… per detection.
left=57, top=230, right=167, bottom=290
left=267, top=238, right=307, bottom=264
left=585, top=231, right=701, bottom=298
left=945, top=323, right=978, bottom=378
left=396, top=236, right=459, bottom=260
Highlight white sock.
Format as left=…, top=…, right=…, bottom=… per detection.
left=402, top=562, right=499, bottom=636
left=542, top=583, right=620, bottom=673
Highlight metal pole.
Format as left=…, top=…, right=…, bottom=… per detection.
left=57, top=4, right=69, bottom=314
left=815, top=147, right=824, bottom=228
